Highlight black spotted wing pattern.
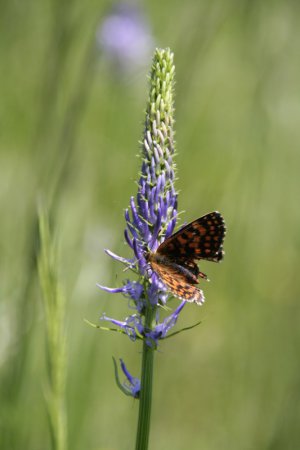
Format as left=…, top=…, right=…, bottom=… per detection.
left=158, top=211, right=225, bottom=262
left=148, top=211, right=226, bottom=305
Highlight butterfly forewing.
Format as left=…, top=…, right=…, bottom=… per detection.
left=157, top=211, right=225, bottom=262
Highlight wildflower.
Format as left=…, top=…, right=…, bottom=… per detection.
left=100, top=301, right=187, bottom=348
left=100, top=313, right=144, bottom=341
left=99, top=48, right=180, bottom=340
left=113, top=358, right=141, bottom=399
left=97, top=47, right=225, bottom=450
left=97, top=3, right=154, bottom=75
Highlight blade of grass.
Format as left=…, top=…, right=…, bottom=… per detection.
left=37, top=205, right=68, bottom=450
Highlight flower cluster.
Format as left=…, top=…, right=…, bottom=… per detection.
left=98, top=49, right=187, bottom=396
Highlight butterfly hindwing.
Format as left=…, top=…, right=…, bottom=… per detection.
left=150, top=258, right=205, bottom=305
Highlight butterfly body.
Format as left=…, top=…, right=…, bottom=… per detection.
left=147, top=211, right=226, bottom=305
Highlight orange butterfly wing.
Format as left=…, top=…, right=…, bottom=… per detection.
left=149, top=257, right=205, bottom=305
left=148, top=212, right=226, bottom=305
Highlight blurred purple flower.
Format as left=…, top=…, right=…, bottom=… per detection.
left=97, top=3, right=154, bottom=74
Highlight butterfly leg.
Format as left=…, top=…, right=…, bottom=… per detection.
left=198, top=270, right=209, bottom=281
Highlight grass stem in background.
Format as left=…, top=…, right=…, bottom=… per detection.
left=38, top=206, right=67, bottom=450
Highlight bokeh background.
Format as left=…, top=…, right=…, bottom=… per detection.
left=1, top=1, right=300, bottom=449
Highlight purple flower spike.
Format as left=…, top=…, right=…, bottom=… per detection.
left=99, top=50, right=185, bottom=350
left=96, top=49, right=209, bottom=441
left=99, top=50, right=191, bottom=380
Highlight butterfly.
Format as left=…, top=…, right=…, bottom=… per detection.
left=146, top=211, right=226, bottom=305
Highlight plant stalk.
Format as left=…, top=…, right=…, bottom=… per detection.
left=135, top=305, right=156, bottom=450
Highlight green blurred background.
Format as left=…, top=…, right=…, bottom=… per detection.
left=1, top=1, right=300, bottom=449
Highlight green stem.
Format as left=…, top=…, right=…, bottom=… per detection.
left=135, top=304, right=156, bottom=450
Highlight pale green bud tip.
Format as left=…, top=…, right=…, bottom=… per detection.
left=148, top=48, right=175, bottom=123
